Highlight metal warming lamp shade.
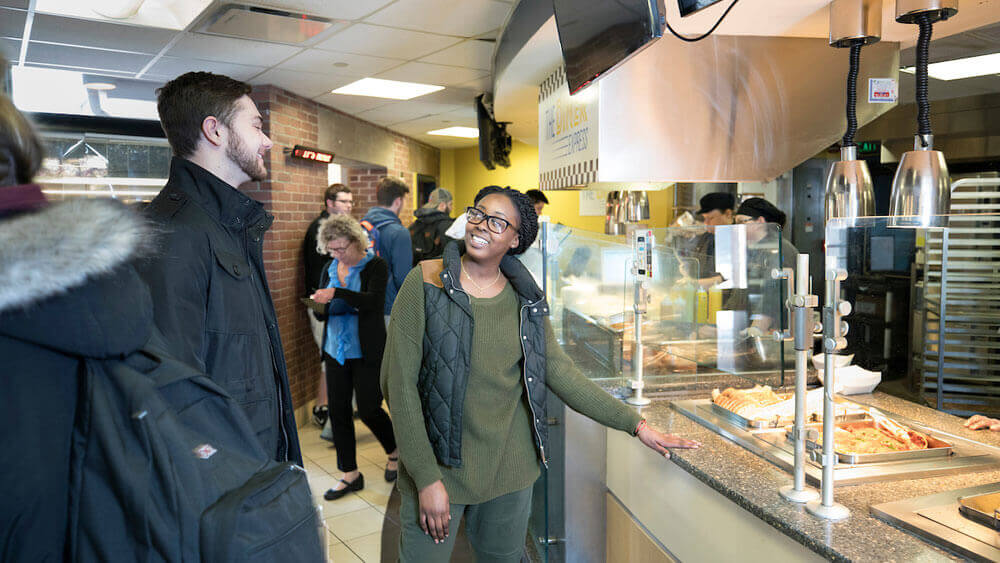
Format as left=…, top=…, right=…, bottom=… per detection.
left=888, top=0, right=958, bottom=228
left=824, top=0, right=880, bottom=226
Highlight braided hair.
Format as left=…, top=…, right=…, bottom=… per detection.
left=473, top=185, right=538, bottom=255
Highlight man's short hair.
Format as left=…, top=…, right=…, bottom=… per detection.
left=525, top=189, right=549, bottom=205
left=156, top=72, right=252, bottom=158
left=324, top=183, right=351, bottom=203
left=376, top=176, right=410, bottom=206
left=422, top=187, right=452, bottom=209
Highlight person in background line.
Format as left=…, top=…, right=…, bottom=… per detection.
left=138, top=71, right=300, bottom=464
left=303, top=183, right=353, bottom=428
left=310, top=214, right=398, bottom=499
left=382, top=186, right=700, bottom=562
left=525, top=188, right=549, bottom=216
left=410, top=187, right=453, bottom=265
left=362, top=176, right=412, bottom=324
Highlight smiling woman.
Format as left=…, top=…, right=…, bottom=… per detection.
left=381, top=185, right=700, bottom=562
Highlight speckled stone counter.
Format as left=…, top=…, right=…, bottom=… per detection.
left=625, top=390, right=1000, bottom=562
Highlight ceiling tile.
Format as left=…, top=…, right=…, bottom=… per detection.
left=279, top=48, right=402, bottom=75
left=26, top=42, right=152, bottom=73
left=168, top=33, right=302, bottom=67
left=355, top=101, right=465, bottom=125
left=145, top=56, right=266, bottom=81
left=417, top=86, right=480, bottom=106
left=313, top=92, right=391, bottom=115
left=457, top=74, right=492, bottom=92
left=248, top=0, right=394, bottom=21
left=314, top=23, right=461, bottom=59
left=419, top=39, right=493, bottom=70
left=1, top=37, right=21, bottom=60
left=31, top=13, right=177, bottom=54
left=0, top=0, right=28, bottom=8
left=364, top=0, right=511, bottom=37
left=0, top=7, right=25, bottom=39
left=249, top=68, right=358, bottom=98
left=377, top=61, right=486, bottom=87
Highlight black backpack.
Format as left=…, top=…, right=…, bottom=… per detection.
left=68, top=333, right=324, bottom=562
left=410, top=215, right=450, bottom=265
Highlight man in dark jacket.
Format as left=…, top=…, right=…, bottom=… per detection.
left=361, top=176, right=412, bottom=321
left=302, top=183, right=353, bottom=426
left=409, top=187, right=452, bottom=265
left=137, top=72, right=301, bottom=464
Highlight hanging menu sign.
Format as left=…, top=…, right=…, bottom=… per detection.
left=538, top=66, right=600, bottom=189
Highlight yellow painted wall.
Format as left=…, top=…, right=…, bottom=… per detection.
left=440, top=141, right=672, bottom=234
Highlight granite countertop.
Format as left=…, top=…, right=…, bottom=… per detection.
left=629, top=389, right=1000, bottom=562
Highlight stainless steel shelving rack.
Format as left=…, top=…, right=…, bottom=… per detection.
left=921, top=176, right=1000, bottom=415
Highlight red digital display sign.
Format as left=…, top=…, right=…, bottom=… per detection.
left=290, top=145, right=334, bottom=163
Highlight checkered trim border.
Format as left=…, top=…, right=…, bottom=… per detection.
left=539, top=158, right=598, bottom=189
left=539, top=66, right=566, bottom=102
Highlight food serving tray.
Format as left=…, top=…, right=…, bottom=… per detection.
left=958, top=491, right=1000, bottom=530
left=794, top=420, right=953, bottom=464
left=711, top=400, right=867, bottom=429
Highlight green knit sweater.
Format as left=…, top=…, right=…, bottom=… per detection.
left=381, top=267, right=643, bottom=505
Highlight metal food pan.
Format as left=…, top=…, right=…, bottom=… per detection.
left=958, top=491, right=1000, bottom=530
left=711, top=399, right=867, bottom=430
left=797, top=420, right=953, bottom=464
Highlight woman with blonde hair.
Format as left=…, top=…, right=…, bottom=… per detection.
left=311, top=214, right=398, bottom=499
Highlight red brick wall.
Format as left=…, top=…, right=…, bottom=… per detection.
left=243, top=85, right=428, bottom=420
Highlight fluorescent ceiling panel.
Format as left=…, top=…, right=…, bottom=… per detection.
left=30, top=13, right=177, bottom=54
left=35, top=0, right=212, bottom=30
left=0, top=7, right=26, bottom=38
left=901, top=53, right=1000, bottom=81
left=331, top=77, right=443, bottom=100
left=427, top=126, right=478, bottom=138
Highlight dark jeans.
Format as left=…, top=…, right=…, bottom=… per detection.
left=324, top=354, right=397, bottom=472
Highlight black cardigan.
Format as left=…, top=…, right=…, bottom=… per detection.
left=315, top=256, right=389, bottom=365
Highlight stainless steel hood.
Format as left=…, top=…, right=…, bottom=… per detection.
left=594, top=34, right=899, bottom=183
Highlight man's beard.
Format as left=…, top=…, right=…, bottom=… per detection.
left=226, top=133, right=267, bottom=182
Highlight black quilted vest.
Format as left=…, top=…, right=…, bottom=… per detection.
left=418, top=243, right=550, bottom=468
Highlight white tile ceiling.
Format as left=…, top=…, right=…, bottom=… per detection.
left=4, top=0, right=513, bottom=148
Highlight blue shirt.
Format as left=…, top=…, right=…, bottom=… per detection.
left=323, top=251, right=373, bottom=365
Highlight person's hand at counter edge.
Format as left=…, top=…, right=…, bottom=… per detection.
left=965, top=414, right=1000, bottom=431
left=636, top=420, right=701, bottom=459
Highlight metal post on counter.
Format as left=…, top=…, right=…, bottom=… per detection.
left=539, top=219, right=549, bottom=298
left=626, top=229, right=653, bottom=406
left=807, top=268, right=851, bottom=521
left=780, top=254, right=820, bottom=504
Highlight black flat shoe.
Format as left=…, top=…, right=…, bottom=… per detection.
left=324, top=473, right=364, bottom=500
left=384, top=456, right=399, bottom=483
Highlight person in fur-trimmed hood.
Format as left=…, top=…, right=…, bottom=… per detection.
left=0, top=87, right=155, bottom=560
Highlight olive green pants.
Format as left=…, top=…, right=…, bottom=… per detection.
left=397, top=485, right=532, bottom=563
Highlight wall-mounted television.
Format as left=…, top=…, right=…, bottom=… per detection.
left=552, top=0, right=665, bottom=95
left=678, top=0, right=725, bottom=17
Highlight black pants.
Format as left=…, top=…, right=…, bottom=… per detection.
left=324, top=354, right=397, bottom=472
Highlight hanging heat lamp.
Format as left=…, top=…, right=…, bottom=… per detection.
left=824, top=0, right=881, bottom=226
left=888, top=0, right=958, bottom=228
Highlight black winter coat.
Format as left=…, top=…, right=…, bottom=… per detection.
left=0, top=197, right=155, bottom=561
left=138, top=157, right=301, bottom=464
left=315, top=255, right=388, bottom=366
left=302, top=210, right=329, bottom=295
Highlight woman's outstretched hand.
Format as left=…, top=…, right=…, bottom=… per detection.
left=637, top=425, right=701, bottom=459
left=965, top=415, right=1000, bottom=431
left=418, top=480, right=451, bottom=543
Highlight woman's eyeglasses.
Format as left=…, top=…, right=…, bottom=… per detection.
left=466, top=207, right=513, bottom=235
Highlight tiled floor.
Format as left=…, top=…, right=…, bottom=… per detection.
left=299, top=418, right=395, bottom=563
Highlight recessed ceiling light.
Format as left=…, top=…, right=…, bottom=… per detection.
left=84, top=81, right=116, bottom=91
left=331, top=78, right=444, bottom=100
left=900, top=52, right=1000, bottom=81
left=427, top=127, right=479, bottom=138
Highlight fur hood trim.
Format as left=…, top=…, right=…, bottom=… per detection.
left=0, top=198, right=154, bottom=313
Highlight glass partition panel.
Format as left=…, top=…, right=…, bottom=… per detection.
left=825, top=213, right=1000, bottom=416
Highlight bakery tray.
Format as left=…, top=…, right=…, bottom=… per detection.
left=795, top=420, right=953, bottom=464
left=958, top=491, right=1000, bottom=530
left=711, top=401, right=867, bottom=429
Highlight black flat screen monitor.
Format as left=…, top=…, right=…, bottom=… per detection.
left=678, top=0, right=724, bottom=17
left=552, top=0, right=665, bottom=95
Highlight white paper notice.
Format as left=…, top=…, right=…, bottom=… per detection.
left=578, top=190, right=606, bottom=216
left=869, top=78, right=898, bottom=103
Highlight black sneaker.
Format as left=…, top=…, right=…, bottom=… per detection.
left=312, top=405, right=329, bottom=428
